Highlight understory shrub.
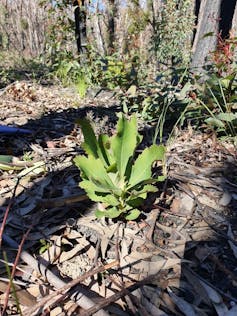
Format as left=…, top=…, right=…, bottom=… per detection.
left=74, top=114, right=166, bottom=221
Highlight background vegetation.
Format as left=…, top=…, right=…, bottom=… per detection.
left=0, top=0, right=237, bottom=142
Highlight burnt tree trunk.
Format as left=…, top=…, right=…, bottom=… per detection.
left=191, top=0, right=221, bottom=72
left=232, top=1, right=237, bottom=58
left=219, top=0, right=236, bottom=38
left=191, top=0, right=237, bottom=72
left=232, top=1, right=237, bottom=35
left=105, top=0, right=118, bottom=54
left=74, top=0, right=87, bottom=54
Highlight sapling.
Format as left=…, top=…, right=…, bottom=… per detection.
left=74, top=114, right=165, bottom=220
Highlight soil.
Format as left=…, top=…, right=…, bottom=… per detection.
left=0, top=80, right=237, bottom=316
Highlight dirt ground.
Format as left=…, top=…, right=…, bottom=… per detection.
left=0, top=81, right=237, bottom=316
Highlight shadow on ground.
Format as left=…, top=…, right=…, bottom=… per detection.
left=0, top=100, right=237, bottom=315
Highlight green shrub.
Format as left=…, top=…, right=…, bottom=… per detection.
left=121, top=68, right=193, bottom=142
left=53, top=58, right=88, bottom=97
left=153, top=0, right=194, bottom=68
left=74, top=114, right=166, bottom=221
left=185, top=36, right=237, bottom=142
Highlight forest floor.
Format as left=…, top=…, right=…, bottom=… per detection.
left=0, top=80, right=237, bottom=316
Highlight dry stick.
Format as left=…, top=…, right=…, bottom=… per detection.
left=0, top=178, right=20, bottom=247
left=2, top=227, right=31, bottom=315
left=36, top=193, right=89, bottom=208
left=2, top=234, right=111, bottom=316
left=79, top=274, right=157, bottom=316
left=145, top=208, right=160, bottom=242
left=108, top=275, right=150, bottom=316
left=0, top=201, right=12, bottom=248
left=24, top=260, right=119, bottom=316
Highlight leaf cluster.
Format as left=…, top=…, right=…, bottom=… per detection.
left=152, top=0, right=195, bottom=68
left=86, top=51, right=139, bottom=90
left=183, top=37, right=237, bottom=142
left=53, top=58, right=88, bottom=97
left=74, top=114, right=165, bottom=220
left=120, top=68, right=193, bottom=143
left=191, top=73, right=237, bottom=141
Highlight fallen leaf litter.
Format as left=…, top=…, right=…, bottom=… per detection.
left=0, top=81, right=236, bottom=315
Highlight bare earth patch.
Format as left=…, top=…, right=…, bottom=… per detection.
left=0, top=81, right=237, bottom=315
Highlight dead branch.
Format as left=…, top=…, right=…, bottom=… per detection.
left=79, top=273, right=158, bottom=316
left=36, top=193, right=88, bottom=208
left=2, top=234, right=111, bottom=316
left=24, top=260, right=119, bottom=316
left=1, top=227, right=31, bottom=314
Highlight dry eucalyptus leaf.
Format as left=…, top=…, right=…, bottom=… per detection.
left=227, top=225, right=237, bottom=259
left=167, top=287, right=197, bottom=316
left=219, top=192, right=232, bottom=206
left=224, top=305, right=237, bottom=316
left=59, top=238, right=90, bottom=263
left=199, top=280, right=223, bottom=305
left=41, top=235, right=62, bottom=263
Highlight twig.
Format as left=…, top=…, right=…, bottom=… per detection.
left=145, top=208, right=160, bottom=242
left=24, top=261, right=119, bottom=316
left=115, top=223, right=121, bottom=266
left=2, top=227, right=31, bottom=315
left=36, top=193, right=88, bottom=208
left=0, top=178, right=19, bottom=247
left=79, top=274, right=157, bottom=316
left=93, top=239, right=101, bottom=267
left=2, top=234, right=113, bottom=316
left=108, top=275, right=151, bottom=316
left=0, top=201, right=13, bottom=248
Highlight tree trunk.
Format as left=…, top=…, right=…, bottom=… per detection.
left=95, top=0, right=106, bottom=55
left=232, top=1, right=237, bottom=58
left=191, top=0, right=222, bottom=72
left=74, top=0, right=87, bottom=54
left=232, top=1, right=237, bottom=35
left=105, top=0, right=118, bottom=54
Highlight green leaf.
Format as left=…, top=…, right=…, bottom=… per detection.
left=74, top=155, right=116, bottom=190
left=79, top=179, right=111, bottom=195
left=129, top=145, right=165, bottom=188
left=136, top=184, right=158, bottom=194
left=202, top=32, right=214, bottom=39
left=216, top=112, right=237, bottom=122
left=127, top=197, right=144, bottom=207
left=97, top=134, right=111, bottom=167
left=0, top=155, right=22, bottom=170
left=0, top=155, right=13, bottom=163
left=95, top=210, right=106, bottom=218
left=76, top=119, right=99, bottom=158
left=111, top=115, right=139, bottom=178
left=128, top=184, right=157, bottom=205
left=95, top=207, right=122, bottom=219
left=220, top=78, right=231, bottom=89
left=126, top=85, right=137, bottom=97
left=80, top=183, right=120, bottom=206
left=102, top=194, right=120, bottom=206
left=106, top=163, right=117, bottom=173
left=157, top=175, right=166, bottom=182
left=205, top=117, right=225, bottom=128
left=125, top=209, right=141, bottom=220
left=106, top=207, right=122, bottom=218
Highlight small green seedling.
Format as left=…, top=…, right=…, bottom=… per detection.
left=74, top=114, right=165, bottom=220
